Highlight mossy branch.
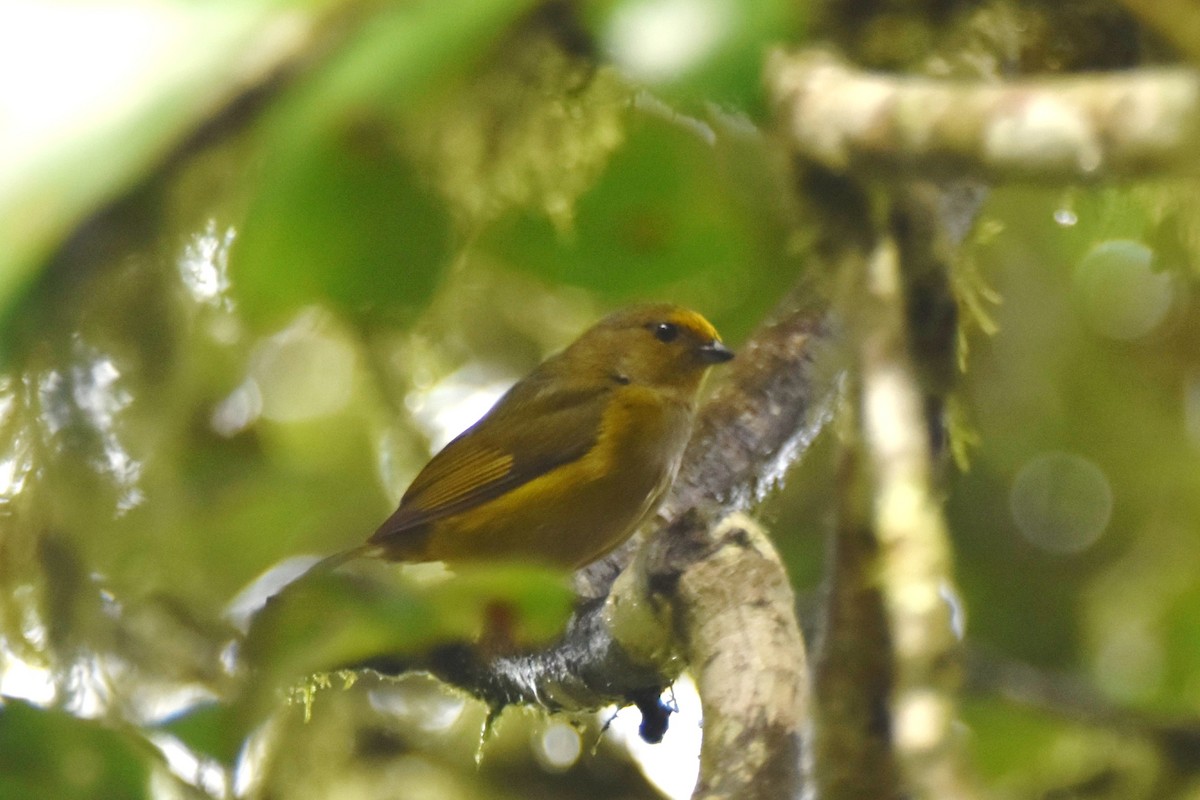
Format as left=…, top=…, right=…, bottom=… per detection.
left=768, top=49, right=1200, bottom=183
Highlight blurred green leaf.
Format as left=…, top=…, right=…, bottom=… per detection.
left=433, top=563, right=578, bottom=644
left=0, top=699, right=156, bottom=800
left=157, top=702, right=245, bottom=767
left=0, top=1, right=308, bottom=346
left=159, top=564, right=573, bottom=769
left=962, top=698, right=1065, bottom=782
left=963, top=698, right=1162, bottom=799
left=0, top=0, right=542, bottom=344
left=231, top=0, right=541, bottom=327
left=232, top=135, right=452, bottom=325
left=239, top=563, right=573, bottom=714
left=482, top=110, right=765, bottom=299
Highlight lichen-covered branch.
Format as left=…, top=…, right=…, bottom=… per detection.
left=814, top=439, right=903, bottom=800
left=417, top=508, right=813, bottom=800
left=768, top=48, right=1200, bottom=183
left=649, top=512, right=808, bottom=800
left=787, top=154, right=978, bottom=797
left=792, top=165, right=970, bottom=798
left=850, top=226, right=978, bottom=800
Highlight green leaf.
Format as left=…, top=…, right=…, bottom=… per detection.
left=0, top=0, right=542, bottom=347
left=0, top=2, right=305, bottom=348
left=238, top=562, right=573, bottom=716
left=0, top=699, right=156, bottom=800
left=482, top=110, right=764, bottom=299
left=434, top=563, right=579, bottom=644
left=156, top=702, right=246, bottom=768
left=231, top=137, right=452, bottom=326
left=231, top=0, right=543, bottom=327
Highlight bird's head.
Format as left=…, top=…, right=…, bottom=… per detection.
left=565, top=304, right=734, bottom=397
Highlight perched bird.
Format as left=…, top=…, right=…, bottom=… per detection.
left=328, top=304, right=732, bottom=571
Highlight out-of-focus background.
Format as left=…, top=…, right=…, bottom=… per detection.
left=2, top=1, right=1200, bottom=798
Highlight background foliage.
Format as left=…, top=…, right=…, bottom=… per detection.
left=2, top=1, right=1199, bottom=798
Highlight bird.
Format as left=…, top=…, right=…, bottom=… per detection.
left=322, top=303, right=733, bottom=572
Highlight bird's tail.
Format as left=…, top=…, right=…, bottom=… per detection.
left=301, top=543, right=380, bottom=579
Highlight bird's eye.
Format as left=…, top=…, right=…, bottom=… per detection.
left=653, top=322, right=679, bottom=343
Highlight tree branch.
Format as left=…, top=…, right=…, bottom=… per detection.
left=790, top=160, right=979, bottom=798
left=768, top=48, right=1200, bottom=183
left=648, top=512, right=809, bottom=800
left=814, top=440, right=903, bottom=800
left=853, top=231, right=978, bottom=799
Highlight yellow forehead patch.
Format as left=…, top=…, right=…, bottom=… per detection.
left=665, top=308, right=721, bottom=343
left=590, top=303, right=724, bottom=345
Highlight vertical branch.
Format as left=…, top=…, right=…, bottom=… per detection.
left=796, top=162, right=979, bottom=798
left=644, top=511, right=809, bottom=800
left=852, top=224, right=977, bottom=800
left=798, top=167, right=907, bottom=799
left=814, top=433, right=903, bottom=800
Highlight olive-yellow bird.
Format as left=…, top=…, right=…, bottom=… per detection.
left=333, top=304, right=732, bottom=571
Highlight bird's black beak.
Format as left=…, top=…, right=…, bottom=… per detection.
left=698, top=340, right=735, bottom=364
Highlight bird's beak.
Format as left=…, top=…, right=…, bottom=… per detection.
left=698, top=340, right=735, bottom=364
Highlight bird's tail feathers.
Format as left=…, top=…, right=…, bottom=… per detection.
left=302, top=543, right=381, bottom=579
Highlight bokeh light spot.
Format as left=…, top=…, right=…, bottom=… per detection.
left=404, top=364, right=513, bottom=452
left=369, top=674, right=467, bottom=734
left=1010, top=452, right=1113, bottom=554
left=1074, top=239, right=1174, bottom=340
left=604, top=0, right=731, bottom=83
left=1053, top=207, right=1077, bottom=226
left=179, top=219, right=235, bottom=308
left=535, top=721, right=582, bottom=772
left=1092, top=622, right=1164, bottom=704
left=250, top=311, right=356, bottom=422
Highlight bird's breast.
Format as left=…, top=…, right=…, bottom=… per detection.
left=595, top=386, right=693, bottom=492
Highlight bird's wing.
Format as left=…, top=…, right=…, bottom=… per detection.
left=369, top=375, right=608, bottom=546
